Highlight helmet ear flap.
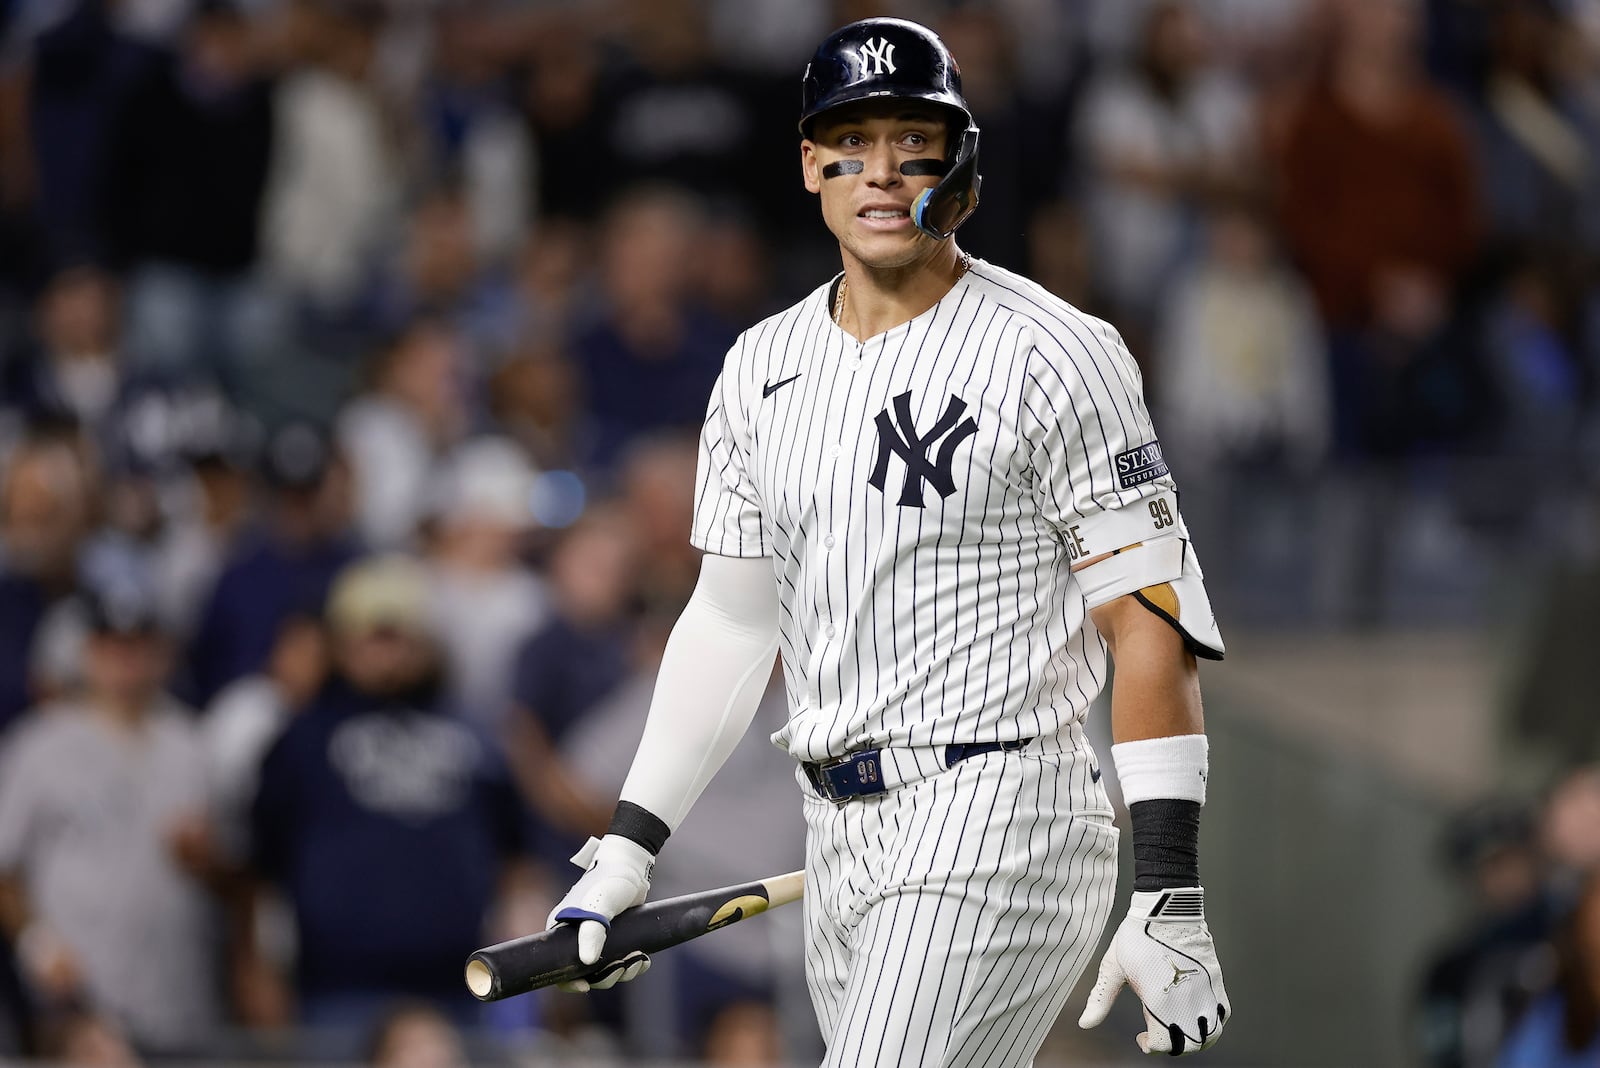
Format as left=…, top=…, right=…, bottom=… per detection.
left=911, top=126, right=981, bottom=240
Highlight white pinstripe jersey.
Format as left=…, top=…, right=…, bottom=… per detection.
left=691, top=258, right=1186, bottom=764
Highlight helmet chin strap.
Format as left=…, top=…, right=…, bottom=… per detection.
left=902, top=158, right=952, bottom=239
left=910, top=126, right=981, bottom=240
left=910, top=188, right=940, bottom=238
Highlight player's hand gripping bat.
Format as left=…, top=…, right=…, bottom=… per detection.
left=464, top=870, right=804, bottom=1001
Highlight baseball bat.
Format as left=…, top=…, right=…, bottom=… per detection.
left=464, top=870, right=804, bottom=1001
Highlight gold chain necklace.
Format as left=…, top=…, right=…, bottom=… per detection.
left=834, top=251, right=973, bottom=328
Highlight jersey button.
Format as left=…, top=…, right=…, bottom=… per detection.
left=824, top=534, right=835, bottom=548
left=848, top=359, right=861, bottom=371
left=830, top=444, right=841, bottom=457
left=825, top=625, right=836, bottom=638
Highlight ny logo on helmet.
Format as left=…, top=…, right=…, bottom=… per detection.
left=859, top=38, right=897, bottom=76
left=868, top=391, right=978, bottom=508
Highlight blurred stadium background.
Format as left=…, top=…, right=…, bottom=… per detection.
left=0, top=0, right=1598, bottom=1064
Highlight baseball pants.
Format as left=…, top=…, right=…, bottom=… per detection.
left=800, top=724, right=1119, bottom=1068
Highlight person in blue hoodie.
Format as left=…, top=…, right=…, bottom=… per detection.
left=1499, top=872, right=1600, bottom=1068
left=248, top=554, right=530, bottom=1045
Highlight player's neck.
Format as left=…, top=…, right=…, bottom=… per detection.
left=836, top=242, right=969, bottom=342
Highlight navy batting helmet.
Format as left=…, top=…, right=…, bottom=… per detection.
left=800, top=18, right=981, bottom=241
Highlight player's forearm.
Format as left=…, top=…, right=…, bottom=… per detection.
left=1091, top=593, right=1204, bottom=744
left=1092, top=593, right=1210, bottom=894
left=616, top=554, right=780, bottom=833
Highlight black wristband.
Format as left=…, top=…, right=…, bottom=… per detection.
left=608, top=801, right=671, bottom=856
left=1129, top=798, right=1200, bottom=891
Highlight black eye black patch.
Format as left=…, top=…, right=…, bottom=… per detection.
left=899, top=159, right=949, bottom=177
left=822, top=160, right=864, bottom=179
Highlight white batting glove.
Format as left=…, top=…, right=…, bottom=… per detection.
left=1079, top=888, right=1230, bottom=1056
left=546, top=835, right=655, bottom=992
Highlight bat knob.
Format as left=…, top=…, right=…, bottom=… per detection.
left=465, top=958, right=494, bottom=999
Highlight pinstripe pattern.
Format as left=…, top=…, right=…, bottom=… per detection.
left=691, top=259, right=1173, bottom=763
left=801, top=729, right=1117, bottom=1067
left=691, top=257, right=1167, bottom=1065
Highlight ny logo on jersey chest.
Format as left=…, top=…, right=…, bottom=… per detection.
left=868, top=391, right=979, bottom=508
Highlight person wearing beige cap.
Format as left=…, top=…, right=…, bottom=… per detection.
left=245, top=554, right=530, bottom=1049
left=326, top=554, right=437, bottom=645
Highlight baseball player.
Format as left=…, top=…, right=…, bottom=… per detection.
left=549, top=17, right=1232, bottom=1064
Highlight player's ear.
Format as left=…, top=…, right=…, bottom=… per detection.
left=801, top=141, right=821, bottom=195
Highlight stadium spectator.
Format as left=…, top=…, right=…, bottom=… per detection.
left=696, top=211, right=774, bottom=328
left=0, top=0, right=154, bottom=268
left=570, top=187, right=731, bottom=472
left=185, top=421, right=359, bottom=706
left=203, top=613, right=327, bottom=861
left=1153, top=196, right=1328, bottom=616
left=1025, top=200, right=1101, bottom=313
left=0, top=579, right=224, bottom=1055
left=1, top=264, right=123, bottom=428
left=249, top=554, right=529, bottom=1042
left=600, top=0, right=768, bottom=218
left=1155, top=195, right=1329, bottom=471
left=498, top=219, right=592, bottom=353
left=338, top=320, right=469, bottom=550
left=1482, top=257, right=1587, bottom=464
left=365, top=1000, right=469, bottom=1068
left=506, top=505, right=638, bottom=866
left=1462, top=0, right=1600, bottom=254
left=1076, top=0, right=1258, bottom=326
left=517, top=21, right=612, bottom=222
left=1540, top=765, right=1600, bottom=879
left=102, top=0, right=280, bottom=392
left=137, top=389, right=258, bottom=641
left=0, top=433, right=92, bottom=732
left=369, top=187, right=495, bottom=347
left=618, top=433, right=699, bottom=611
left=933, top=8, right=1036, bottom=272
left=422, top=436, right=549, bottom=730
left=6, top=306, right=255, bottom=653
left=414, top=4, right=531, bottom=269
left=72, top=382, right=259, bottom=653
left=1271, top=0, right=1483, bottom=456
left=1418, top=797, right=1558, bottom=1068
left=259, top=0, right=397, bottom=314
left=486, top=338, right=587, bottom=476
left=1497, top=872, right=1600, bottom=1067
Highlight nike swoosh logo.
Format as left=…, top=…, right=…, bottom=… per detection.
left=762, top=374, right=801, bottom=398
left=1090, top=766, right=1102, bottom=783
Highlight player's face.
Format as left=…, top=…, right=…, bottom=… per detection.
left=802, top=103, right=951, bottom=270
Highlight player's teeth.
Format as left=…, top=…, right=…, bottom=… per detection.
left=864, top=210, right=905, bottom=218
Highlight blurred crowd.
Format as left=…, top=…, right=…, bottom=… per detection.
left=0, top=0, right=1598, bottom=1062
left=1420, top=767, right=1600, bottom=1068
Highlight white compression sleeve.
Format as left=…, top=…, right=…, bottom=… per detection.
left=617, top=553, right=780, bottom=830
